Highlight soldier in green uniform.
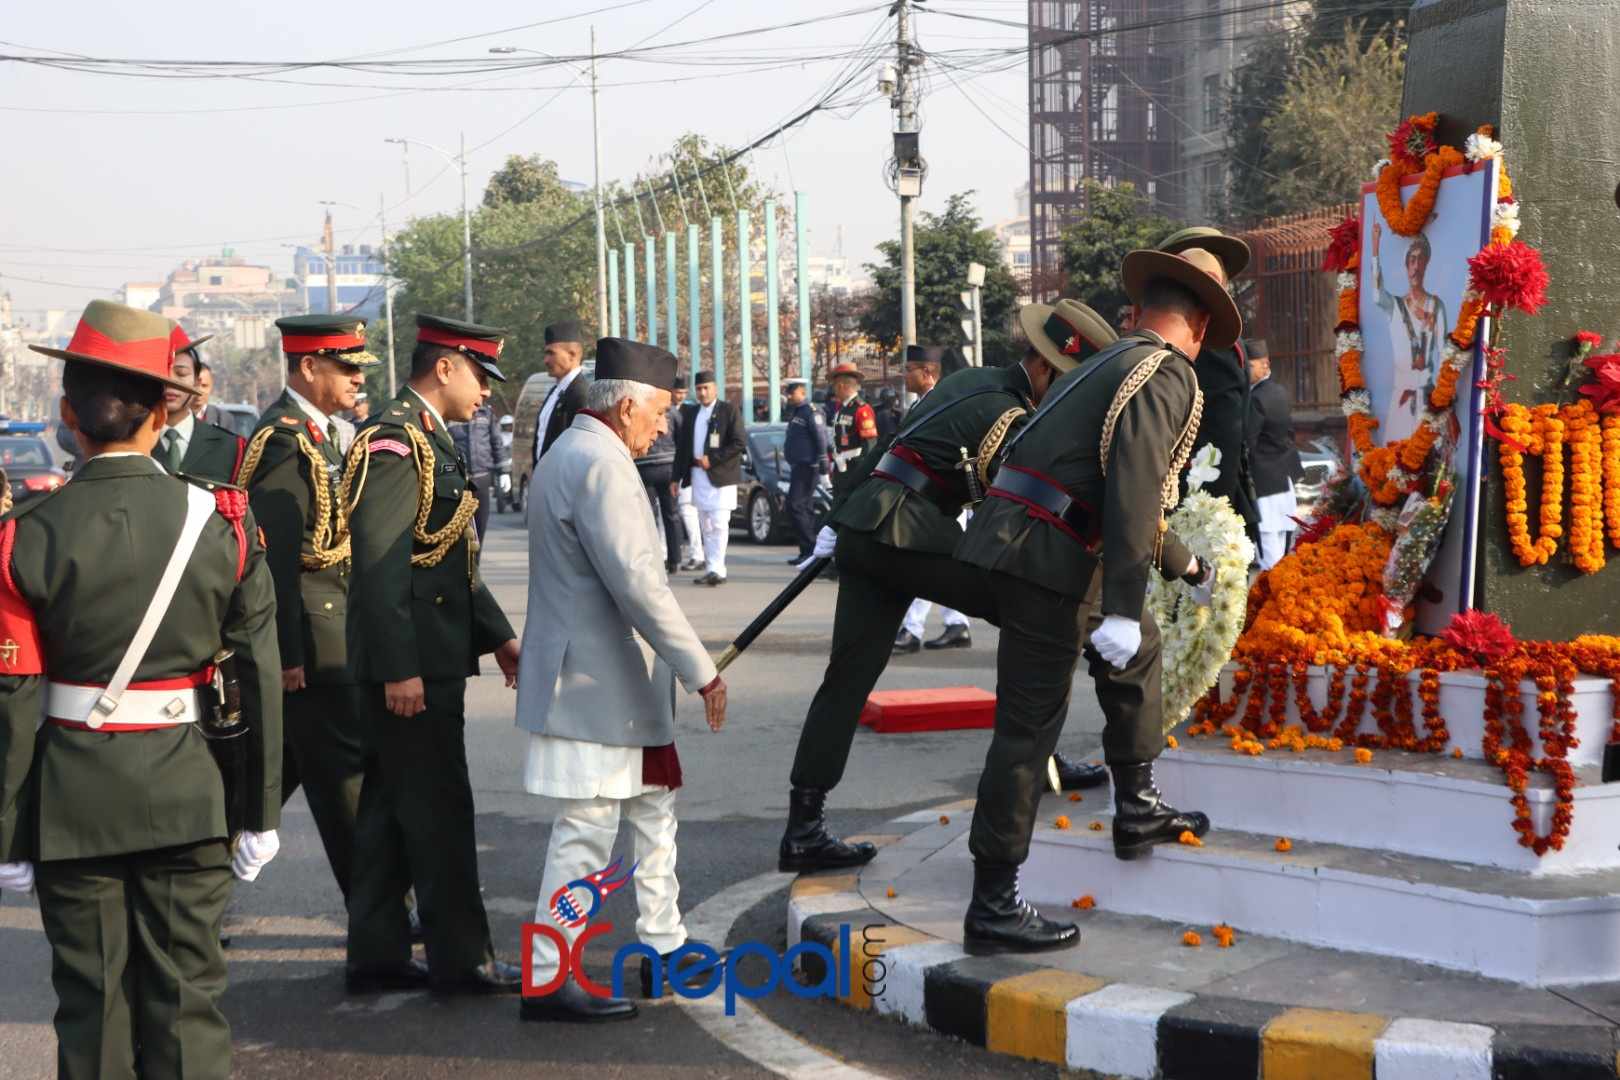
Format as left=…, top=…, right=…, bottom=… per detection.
left=154, top=324, right=247, bottom=483
left=0, top=300, right=282, bottom=1079
left=778, top=303, right=1112, bottom=874
left=235, top=314, right=376, bottom=901
left=952, top=248, right=1238, bottom=955
left=342, top=313, right=523, bottom=994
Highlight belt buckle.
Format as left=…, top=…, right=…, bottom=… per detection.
left=87, top=693, right=119, bottom=730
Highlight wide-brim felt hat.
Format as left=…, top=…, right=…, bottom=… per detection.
left=1019, top=298, right=1117, bottom=373
left=1121, top=247, right=1244, bottom=352
left=416, top=313, right=507, bottom=382
left=1157, top=226, right=1251, bottom=279
left=828, top=362, right=863, bottom=381
left=31, top=299, right=194, bottom=392
left=170, top=324, right=213, bottom=356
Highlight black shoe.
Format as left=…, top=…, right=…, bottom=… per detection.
left=693, top=571, right=716, bottom=585
left=892, top=630, right=921, bottom=654
left=789, top=554, right=810, bottom=564
left=408, top=906, right=424, bottom=943
left=1111, top=762, right=1210, bottom=861
left=519, top=978, right=638, bottom=1023
left=680, top=558, right=704, bottom=572
left=666, top=561, right=679, bottom=573
left=707, top=575, right=726, bottom=586
left=778, top=786, right=879, bottom=872
left=346, top=958, right=431, bottom=994
left=924, top=625, right=972, bottom=650
left=640, top=944, right=731, bottom=999
left=1048, top=752, right=1109, bottom=792
left=962, top=862, right=1079, bottom=956
left=431, top=959, right=523, bottom=996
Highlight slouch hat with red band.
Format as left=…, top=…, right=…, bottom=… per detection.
left=169, top=323, right=213, bottom=359
left=275, top=313, right=380, bottom=367
left=29, top=299, right=194, bottom=392
left=415, top=313, right=509, bottom=382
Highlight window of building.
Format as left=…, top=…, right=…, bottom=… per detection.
left=209, top=276, right=223, bottom=286
left=1203, top=159, right=1226, bottom=217
left=1203, top=74, right=1222, bottom=130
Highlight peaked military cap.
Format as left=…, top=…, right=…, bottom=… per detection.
left=1157, top=226, right=1251, bottom=279
left=169, top=323, right=213, bottom=357
left=275, top=313, right=380, bottom=366
left=544, top=318, right=583, bottom=345
left=416, top=313, right=508, bottom=382
left=30, top=299, right=193, bottom=391
left=1019, top=298, right=1117, bottom=373
left=595, top=337, right=677, bottom=390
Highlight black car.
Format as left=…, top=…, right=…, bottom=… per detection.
left=732, top=423, right=833, bottom=544
left=0, top=422, right=67, bottom=507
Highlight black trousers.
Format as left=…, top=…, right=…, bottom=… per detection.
left=787, top=463, right=820, bottom=556
left=789, top=529, right=1000, bottom=791
left=36, top=839, right=233, bottom=1080
left=469, top=474, right=491, bottom=543
left=281, top=682, right=366, bottom=898
left=639, top=463, right=681, bottom=566
left=967, top=568, right=1164, bottom=866
left=347, top=679, right=495, bottom=978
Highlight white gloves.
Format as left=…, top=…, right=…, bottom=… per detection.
left=1186, top=556, right=1215, bottom=608
left=1091, top=615, right=1143, bottom=670
left=0, top=861, right=34, bottom=893
left=231, top=830, right=280, bottom=883
left=498, top=473, right=512, bottom=495
left=797, top=526, right=838, bottom=569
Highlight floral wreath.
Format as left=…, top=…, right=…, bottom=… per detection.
left=1147, top=479, right=1254, bottom=733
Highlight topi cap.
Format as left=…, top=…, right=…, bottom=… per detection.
left=31, top=300, right=194, bottom=392
left=170, top=324, right=213, bottom=357
left=693, top=370, right=717, bottom=386
left=1121, top=247, right=1244, bottom=351
left=1019, top=298, right=1117, bottom=373
left=904, top=345, right=947, bottom=367
left=594, top=338, right=677, bottom=390
left=544, top=318, right=584, bottom=346
left=416, top=313, right=508, bottom=382
left=1157, top=226, right=1251, bottom=279
left=276, top=314, right=379, bottom=366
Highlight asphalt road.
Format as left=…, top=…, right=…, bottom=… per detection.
left=0, top=510, right=1110, bottom=1078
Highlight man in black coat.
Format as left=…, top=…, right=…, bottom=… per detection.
left=673, top=371, right=746, bottom=585
left=452, top=402, right=510, bottom=542
left=534, top=319, right=590, bottom=466
left=782, top=378, right=828, bottom=561
left=1248, top=341, right=1305, bottom=568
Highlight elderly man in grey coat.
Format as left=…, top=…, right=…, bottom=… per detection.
left=515, top=337, right=728, bottom=1024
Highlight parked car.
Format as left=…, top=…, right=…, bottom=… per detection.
left=495, top=414, right=515, bottom=513
left=731, top=422, right=833, bottom=543
left=1295, top=438, right=1345, bottom=522
left=0, top=421, right=68, bottom=506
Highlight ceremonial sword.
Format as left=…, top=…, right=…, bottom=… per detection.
left=713, top=556, right=830, bottom=673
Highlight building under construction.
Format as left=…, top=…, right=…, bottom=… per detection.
left=1028, top=0, right=1185, bottom=299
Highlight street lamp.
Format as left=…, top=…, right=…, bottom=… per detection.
left=490, top=32, right=607, bottom=338
left=386, top=135, right=475, bottom=322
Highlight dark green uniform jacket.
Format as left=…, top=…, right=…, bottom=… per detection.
left=0, top=456, right=282, bottom=863
left=345, top=388, right=514, bottom=684
left=831, top=364, right=1034, bottom=556
left=956, top=331, right=1198, bottom=619
left=243, top=392, right=353, bottom=684
left=165, top=418, right=247, bottom=485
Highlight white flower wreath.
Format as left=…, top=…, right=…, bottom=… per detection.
left=1147, top=489, right=1255, bottom=733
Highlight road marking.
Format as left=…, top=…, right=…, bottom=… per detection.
left=676, top=870, right=892, bottom=1080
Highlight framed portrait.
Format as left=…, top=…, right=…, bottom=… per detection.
left=1358, top=158, right=1499, bottom=633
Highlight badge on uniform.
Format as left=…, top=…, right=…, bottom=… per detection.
left=439, top=462, right=457, bottom=475
left=709, top=432, right=720, bottom=449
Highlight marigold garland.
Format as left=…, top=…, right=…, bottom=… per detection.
left=1493, top=400, right=1620, bottom=573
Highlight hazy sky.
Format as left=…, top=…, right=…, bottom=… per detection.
left=0, top=0, right=1029, bottom=323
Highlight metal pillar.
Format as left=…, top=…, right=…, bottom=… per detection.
left=764, top=198, right=781, bottom=423
left=687, top=224, right=700, bottom=388
left=737, top=209, right=752, bottom=417
left=623, top=241, right=637, bottom=341
left=794, top=192, right=811, bottom=385
left=665, top=232, right=678, bottom=359
left=607, top=248, right=621, bottom=337
left=710, top=216, right=725, bottom=398
left=645, top=238, right=658, bottom=344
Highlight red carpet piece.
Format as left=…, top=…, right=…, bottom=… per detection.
left=859, top=687, right=996, bottom=733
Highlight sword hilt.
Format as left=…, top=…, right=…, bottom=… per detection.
left=715, top=644, right=740, bottom=674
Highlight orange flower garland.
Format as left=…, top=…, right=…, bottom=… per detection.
left=1493, top=401, right=1620, bottom=573
left=1376, top=145, right=1467, bottom=238
left=1567, top=401, right=1605, bottom=574
left=1604, top=415, right=1620, bottom=548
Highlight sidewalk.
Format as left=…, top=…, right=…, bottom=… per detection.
left=786, top=794, right=1620, bottom=1079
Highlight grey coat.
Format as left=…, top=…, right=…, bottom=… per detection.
left=514, top=413, right=717, bottom=747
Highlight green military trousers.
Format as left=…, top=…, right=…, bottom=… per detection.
left=281, top=682, right=365, bottom=898
left=35, top=839, right=232, bottom=1080
left=968, top=569, right=1164, bottom=866
left=790, top=527, right=1000, bottom=791
left=346, top=679, right=494, bottom=981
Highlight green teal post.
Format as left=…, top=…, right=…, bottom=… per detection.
left=764, top=198, right=782, bottom=423
left=623, top=241, right=637, bottom=341
left=665, top=233, right=678, bottom=359
left=608, top=248, right=621, bottom=338
left=710, top=216, right=725, bottom=399
left=795, top=192, right=812, bottom=384
left=645, top=239, right=658, bottom=344
left=686, top=224, right=700, bottom=390
left=737, top=209, right=752, bottom=417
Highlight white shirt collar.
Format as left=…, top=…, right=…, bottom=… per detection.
left=285, top=385, right=332, bottom=432
left=405, top=386, right=448, bottom=434
left=554, top=365, right=583, bottom=392
left=166, top=410, right=196, bottom=444
left=93, top=451, right=165, bottom=465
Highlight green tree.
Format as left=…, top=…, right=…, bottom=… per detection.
left=1057, top=180, right=1181, bottom=320
left=858, top=192, right=1020, bottom=367
left=483, top=154, right=575, bottom=209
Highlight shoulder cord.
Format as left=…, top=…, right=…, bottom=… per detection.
left=236, top=427, right=350, bottom=570
left=975, top=407, right=1029, bottom=491
left=341, top=425, right=478, bottom=572
left=1098, top=351, right=1206, bottom=513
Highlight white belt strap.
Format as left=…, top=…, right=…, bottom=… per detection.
left=86, top=485, right=216, bottom=730
left=50, top=684, right=199, bottom=729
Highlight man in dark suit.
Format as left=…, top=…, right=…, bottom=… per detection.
left=782, top=378, right=827, bottom=561
left=1247, top=340, right=1305, bottom=568
left=534, top=318, right=590, bottom=466
left=155, top=326, right=246, bottom=484
left=1158, top=228, right=1261, bottom=549
left=672, top=371, right=746, bottom=585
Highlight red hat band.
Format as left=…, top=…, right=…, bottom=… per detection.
left=282, top=331, right=366, bottom=354
left=67, top=323, right=173, bottom=380
left=417, top=326, right=501, bottom=360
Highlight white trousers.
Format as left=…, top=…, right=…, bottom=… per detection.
left=903, top=597, right=969, bottom=640
left=678, top=490, right=701, bottom=563
left=699, top=509, right=730, bottom=578
left=1258, top=529, right=1293, bottom=570
left=529, top=788, right=686, bottom=983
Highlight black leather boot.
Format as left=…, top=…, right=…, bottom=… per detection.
left=778, top=787, right=878, bottom=872
left=962, top=862, right=1079, bottom=956
left=1047, top=752, right=1109, bottom=792
left=1111, top=762, right=1210, bottom=860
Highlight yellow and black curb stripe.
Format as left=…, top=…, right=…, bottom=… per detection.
left=787, top=873, right=1620, bottom=1078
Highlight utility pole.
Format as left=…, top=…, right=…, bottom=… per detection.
left=321, top=205, right=338, bottom=314
left=380, top=193, right=397, bottom=397
left=591, top=26, right=608, bottom=336
left=459, top=131, right=474, bottom=321
left=892, top=0, right=922, bottom=351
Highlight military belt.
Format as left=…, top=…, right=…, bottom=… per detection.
left=46, top=667, right=212, bottom=732
left=986, top=465, right=1100, bottom=550
left=872, top=447, right=964, bottom=516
